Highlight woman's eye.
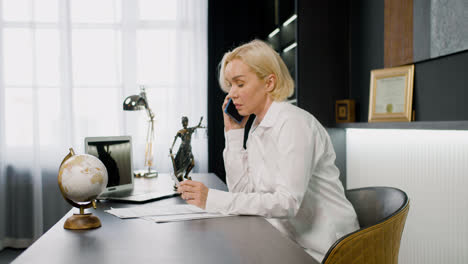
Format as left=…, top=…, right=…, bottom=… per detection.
left=238, top=83, right=244, bottom=87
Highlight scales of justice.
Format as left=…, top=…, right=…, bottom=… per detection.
left=169, top=116, right=205, bottom=184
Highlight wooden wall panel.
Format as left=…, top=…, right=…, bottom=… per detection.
left=384, top=0, right=413, bottom=67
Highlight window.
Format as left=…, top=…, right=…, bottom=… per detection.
left=0, top=0, right=208, bottom=172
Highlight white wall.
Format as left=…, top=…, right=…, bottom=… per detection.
left=346, top=129, right=468, bottom=264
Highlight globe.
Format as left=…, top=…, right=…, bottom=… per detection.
left=58, top=153, right=108, bottom=203
left=58, top=148, right=108, bottom=230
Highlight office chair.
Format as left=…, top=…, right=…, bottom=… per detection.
left=322, top=187, right=410, bottom=264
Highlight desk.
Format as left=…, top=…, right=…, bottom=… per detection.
left=13, top=173, right=318, bottom=264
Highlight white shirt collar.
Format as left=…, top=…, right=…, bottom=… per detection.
left=253, top=101, right=283, bottom=130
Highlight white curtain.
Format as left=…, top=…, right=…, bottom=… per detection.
left=0, top=0, right=207, bottom=250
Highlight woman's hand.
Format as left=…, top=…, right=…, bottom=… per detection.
left=177, top=180, right=209, bottom=209
left=222, top=95, right=248, bottom=131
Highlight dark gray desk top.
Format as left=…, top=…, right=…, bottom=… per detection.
left=13, top=173, right=317, bottom=264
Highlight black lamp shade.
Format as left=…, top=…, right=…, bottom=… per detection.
left=123, top=95, right=147, bottom=111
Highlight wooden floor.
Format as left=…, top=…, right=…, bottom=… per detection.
left=0, top=248, right=24, bottom=264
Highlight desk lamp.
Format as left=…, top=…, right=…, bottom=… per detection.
left=123, top=86, right=158, bottom=177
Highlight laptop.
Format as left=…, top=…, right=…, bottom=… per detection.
left=84, top=136, right=178, bottom=203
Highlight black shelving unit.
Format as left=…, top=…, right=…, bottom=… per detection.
left=265, top=0, right=297, bottom=102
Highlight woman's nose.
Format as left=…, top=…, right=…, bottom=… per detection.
left=228, top=87, right=238, bottom=98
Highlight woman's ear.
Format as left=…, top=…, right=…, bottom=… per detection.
left=265, top=74, right=276, bottom=92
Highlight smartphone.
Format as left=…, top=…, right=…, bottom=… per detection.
left=224, top=98, right=244, bottom=124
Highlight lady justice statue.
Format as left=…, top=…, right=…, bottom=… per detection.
left=169, top=116, right=205, bottom=182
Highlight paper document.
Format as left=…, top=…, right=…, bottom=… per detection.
left=105, top=204, right=205, bottom=219
left=105, top=204, right=233, bottom=223
left=144, top=213, right=231, bottom=223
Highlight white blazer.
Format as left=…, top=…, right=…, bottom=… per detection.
left=205, top=101, right=359, bottom=262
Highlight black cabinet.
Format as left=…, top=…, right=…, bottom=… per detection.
left=296, top=1, right=350, bottom=126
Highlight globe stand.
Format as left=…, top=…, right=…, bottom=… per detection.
left=63, top=200, right=102, bottom=230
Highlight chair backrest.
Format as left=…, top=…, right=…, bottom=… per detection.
left=346, top=187, right=408, bottom=229
left=322, top=186, right=409, bottom=264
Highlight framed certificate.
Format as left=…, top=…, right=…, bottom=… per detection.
left=368, top=65, right=415, bottom=122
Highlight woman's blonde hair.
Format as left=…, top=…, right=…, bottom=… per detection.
left=218, top=39, right=294, bottom=101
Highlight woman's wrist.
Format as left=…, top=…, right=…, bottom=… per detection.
left=225, top=128, right=244, bottom=149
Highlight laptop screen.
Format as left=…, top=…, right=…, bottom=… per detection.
left=85, top=136, right=133, bottom=189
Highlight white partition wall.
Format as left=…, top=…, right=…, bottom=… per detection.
left=346, top=129, right=468, bottom=264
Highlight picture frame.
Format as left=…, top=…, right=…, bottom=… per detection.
left=335, top=99, right=355, bottom=123
left=368, top=65, right=415, bottom=122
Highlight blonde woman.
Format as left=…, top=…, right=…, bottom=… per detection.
left=178, top=39, right=359, bottom=262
